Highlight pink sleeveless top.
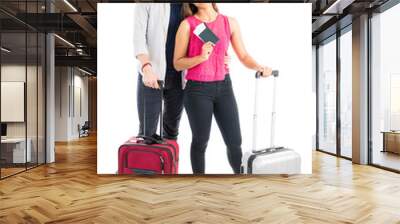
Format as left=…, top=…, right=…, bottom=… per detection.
left=185, top=14, right=231, bottom=82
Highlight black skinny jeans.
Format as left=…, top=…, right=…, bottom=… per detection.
left=184, top=75, right=242, bottom=174
left=137, top=74, right=184, bottom=139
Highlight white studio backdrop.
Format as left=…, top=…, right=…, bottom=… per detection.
left=97, top=3, right=312, bottom=174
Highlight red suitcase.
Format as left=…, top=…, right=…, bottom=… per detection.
left=118, top=81, right=179, bottom=175
left=118, top=137, right=179, bottom=174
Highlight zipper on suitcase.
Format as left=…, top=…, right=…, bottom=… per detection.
left=160, top=156, right=165, bottom=174
left=124, top=149, right=164, bottom=174
left=129, top=156, right=165, bottom=175
left=123, top=143, right=176, bottom=172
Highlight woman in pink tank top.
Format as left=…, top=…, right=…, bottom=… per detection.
left=173, top=3, right=272, bottom=174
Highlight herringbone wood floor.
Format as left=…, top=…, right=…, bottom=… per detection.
left=1, top=135, right=400, bottom=224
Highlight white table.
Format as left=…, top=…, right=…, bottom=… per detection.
left=1, top=138, right=32, bottom=163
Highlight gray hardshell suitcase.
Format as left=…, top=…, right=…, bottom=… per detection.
left=242, top=70, right=301, bottom=174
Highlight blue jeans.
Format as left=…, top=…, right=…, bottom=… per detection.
left=184, top=75, right=242, bottom=174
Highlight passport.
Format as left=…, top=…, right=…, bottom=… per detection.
left=193, top=23, right=220, bottom=45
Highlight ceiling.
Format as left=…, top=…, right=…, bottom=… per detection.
left=0, top=0, right=395, bottom=74
left=0, top=0, right=99, bottom=74
left=310, top=0, right=390, bottom=43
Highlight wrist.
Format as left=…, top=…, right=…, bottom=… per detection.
left=142, top=65, right=153, bottom=75
left=254, top=65, right=263, bottom=71
left=141, top=62, right=152, bottom=73
left=198, top=55, right=207, bottom=63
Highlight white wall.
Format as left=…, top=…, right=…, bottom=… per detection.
left=55, top=67, right=69, bottom=141
left=98, top=3, right=313, bottom=174
left=55, top=67, right=89, bottom=141
left=1, top=64, right=46, bottom=163
left=72, top=73, right=89, bottom=138
left=1, top=65, right=38, bottom=138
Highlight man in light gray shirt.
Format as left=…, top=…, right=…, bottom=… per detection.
left=134, top=3, right=184, bottom=140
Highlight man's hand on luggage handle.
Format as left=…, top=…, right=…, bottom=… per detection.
left=142, top=65, right=160, bottom=89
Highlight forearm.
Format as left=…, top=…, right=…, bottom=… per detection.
left=174, top=55, right=205, bottom=71
left=239, top=54, right=261, bottom=71
left=133, top=4, right=150, bottom=65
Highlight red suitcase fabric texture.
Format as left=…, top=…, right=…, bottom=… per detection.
left=118, top=136, right=179, bottom=174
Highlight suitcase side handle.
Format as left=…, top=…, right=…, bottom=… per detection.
left=252, top=146, right=284, bottom=154
left=137, top=135, right=164, bottom=145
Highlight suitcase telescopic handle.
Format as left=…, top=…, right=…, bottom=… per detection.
left=252, top=69, right=280, bottom=153
left=157, top=80, right=164, bottom=88
left=158, top=80, right=164, bottom=140
left=143, top=80, right=165, bottom=144
left=255, top=70, right=279, bottom=78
